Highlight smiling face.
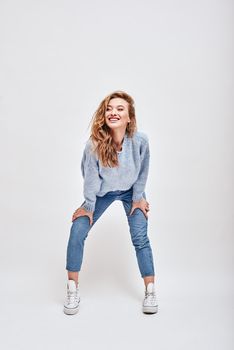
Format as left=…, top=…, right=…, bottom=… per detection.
left=105, top=97, right=131, bottom=131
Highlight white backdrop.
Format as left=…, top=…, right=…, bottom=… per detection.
left=0, top=0, right=233, bottom=349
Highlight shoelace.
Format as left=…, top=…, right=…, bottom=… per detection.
left=144, top=291, right=157, bottom=305
left=67, top=290, right=78, bottom=305
left=145, top=292, right=156, bottom=299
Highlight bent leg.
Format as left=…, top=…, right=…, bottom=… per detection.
left=122, top=198, right=155, bottom=278
left=66, top=194, right=114, bottom=272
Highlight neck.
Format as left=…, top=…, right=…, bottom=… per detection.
left=111, top=128, right=126, bottom=147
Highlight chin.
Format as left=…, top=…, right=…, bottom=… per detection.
left=107, top=124, right=121, bottom=129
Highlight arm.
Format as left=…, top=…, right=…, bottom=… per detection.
left=132, top=138, right=150, bottom=202
left=80, top=140, right=102, bottom=212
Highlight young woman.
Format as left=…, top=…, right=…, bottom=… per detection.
left=64, top=91, right=158, bottom=315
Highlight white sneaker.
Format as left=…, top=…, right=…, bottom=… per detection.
left=142, top=282, right=158, bottom=314
left=63, top=280, right=80, bottom=315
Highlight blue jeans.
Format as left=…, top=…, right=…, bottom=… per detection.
left=66, top=187, right=155, bottom=278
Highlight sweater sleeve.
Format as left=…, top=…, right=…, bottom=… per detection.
left=80, top=140, right=102, bottom=212
left=132, top=137, right=150, bottom=202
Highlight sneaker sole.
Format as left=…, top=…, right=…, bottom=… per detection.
left=63, top=306, right=79, bottom=315
left=63, top=303, right=80, bottom=315
left=142, top=305, right=158, bottom=314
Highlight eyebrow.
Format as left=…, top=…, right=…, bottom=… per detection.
left=107, top=104, right=125, bottom=108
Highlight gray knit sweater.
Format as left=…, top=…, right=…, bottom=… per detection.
left=80, top=131, right=150, bottom=212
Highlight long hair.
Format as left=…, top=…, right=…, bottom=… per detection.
left=88, top=90, right=137, bottom=167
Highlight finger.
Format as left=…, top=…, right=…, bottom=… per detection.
left=73, top=212, right=82, bottom=220
left=142, top=208, right=148, bottom=218
left=88, top=215, right=93, bottom=226
left=129, top=206, right=137, bottom=216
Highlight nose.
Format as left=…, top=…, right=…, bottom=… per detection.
left=111, top=109, right=118, bottom=116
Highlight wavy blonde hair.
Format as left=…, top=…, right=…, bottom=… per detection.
left=88, top=91, right=137, bottom=167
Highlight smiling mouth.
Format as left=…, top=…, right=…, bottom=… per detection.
left=108, top=117, right=120, bottom=122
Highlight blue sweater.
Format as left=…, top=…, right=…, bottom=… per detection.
left=80, top=131, right=150, bottom=212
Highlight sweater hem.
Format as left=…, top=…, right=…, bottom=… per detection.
left=80, top=202, right=95, bottom=212
left=132, top=193, right=144, bottom=202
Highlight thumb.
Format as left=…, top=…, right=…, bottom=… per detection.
left=129, top=206, right=134, bottom=216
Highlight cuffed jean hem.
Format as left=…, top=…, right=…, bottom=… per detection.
left=141, top=273, right=155, bottom=278
left=66, top=266, right=80, bottom=272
